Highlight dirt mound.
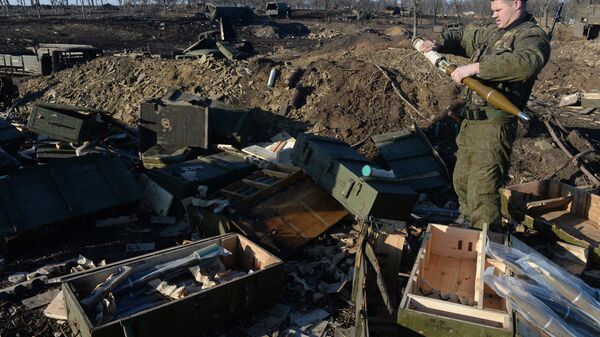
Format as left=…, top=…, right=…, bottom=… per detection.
left=12, top=31, right=456, bottom=159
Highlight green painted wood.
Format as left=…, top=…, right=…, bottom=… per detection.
left=0, top=155, right=143, bottom=253
left=398, top=309, right=512, bottom=337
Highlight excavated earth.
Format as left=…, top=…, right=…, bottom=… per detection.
left=1, top=10, right=600, bottom=337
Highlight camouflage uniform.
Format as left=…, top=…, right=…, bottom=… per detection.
left=437, top=14, right=550, bottom=229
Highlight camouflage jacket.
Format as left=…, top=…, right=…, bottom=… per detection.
left=437, top=13, right=550, bottom=118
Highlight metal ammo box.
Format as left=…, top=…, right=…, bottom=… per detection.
left=27, top=103, right=108, bottom=143
left=63, top=233, right=284, bottom=337
left=0, top=154, right=143, bottom=254
left=139, top=91, right=252, bottom=152
left=291, top=133, right=418, bottom=220
left=139, top=98, right=209, bottom=152
left=146, top=151, right=256, bottom=203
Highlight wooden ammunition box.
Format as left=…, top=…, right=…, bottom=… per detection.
left=398, top=224, right=513, bottom=337
left=63, top=233, right=284, bottom=337
left=292, top=133, right=417, bottom=220
left=500, top=179, right=600, bottom=265
left=27, top=103, right=108, bottom=143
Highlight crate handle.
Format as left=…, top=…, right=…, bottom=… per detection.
left=342, top=179, right=355, bottom=198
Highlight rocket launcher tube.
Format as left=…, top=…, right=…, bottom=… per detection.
left=412, top=38, right=530, bottom=121
left=494, top=271, right=600, bottom=337
left=518, top=254, right=600, bottom=325
left=484, top=268, right=582, bottom=337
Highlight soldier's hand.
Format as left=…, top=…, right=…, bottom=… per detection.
left=451, top=63, right=480, bottom=85
left=418, top=40, right=441, bottom=52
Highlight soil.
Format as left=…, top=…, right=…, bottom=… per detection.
left=1, top=7, right=599, bottom=337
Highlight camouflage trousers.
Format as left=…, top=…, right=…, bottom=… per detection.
left=453, top=117, right=517, bottom=229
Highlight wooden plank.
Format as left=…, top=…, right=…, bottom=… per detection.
left=526, top=196, right=572, bottom=213
left=474, top=224, right=487, bottom=308
left=406, top=294, right=508, bottom=324
left=365, top=242, right=393, bottom=315
left=241, top=178, right=270, bottom=188
left=262, top=169, right=290, bottom=179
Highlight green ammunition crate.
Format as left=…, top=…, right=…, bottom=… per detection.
left=0, top=154, right=143, bottom=254
left=141, top=145, right=192, bottom=169
left=139, top=99, right=209, bottom=152
left=208, top=99, right=252, bottom=147
left=292, top=133, right=417, bottom=220
left=0, top=119, right=25, bottom=154
left=63, top=233, right=284, bottom=337
left=139, top=93, right=252, bottom=152
left=500, top=179, right=600, bottom=266
left=27, top=103, right=108, bottom=143
left=146, top=151, right=255, bottom=202
left=372, top=124, right=449, bottom=191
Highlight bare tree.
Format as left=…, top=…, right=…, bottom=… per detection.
left=412, top=0, right=419, bottom=37
left=1, top=0, right=9, bottom=16
left=451, top=0, right=463, bottom=22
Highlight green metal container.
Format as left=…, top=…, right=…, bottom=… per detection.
left=139, top=93, right=252, bottom=152
left=146, top=151, right=255, bottom=201
left=27, top=103, right=108, bottom=143
left=372, top=124, right=449, bottom=191
left=292, top=133, right=417, bottom=220
left=0, top=154, right=143, bottom=254
left=63, top=233, right=284, bottom=337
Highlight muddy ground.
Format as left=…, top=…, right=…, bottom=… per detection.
left=1, top=8, right=600, bottom=337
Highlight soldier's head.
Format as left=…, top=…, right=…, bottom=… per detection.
left=491, top=0, right=526, bottom=29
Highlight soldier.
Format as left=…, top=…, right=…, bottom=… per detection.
left=419, top=0, right=550, bottom=230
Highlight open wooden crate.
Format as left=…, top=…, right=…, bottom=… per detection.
left=398, top=224, right=512, bottom=337
left=501, top=180, right=600, bottom=263
left=63, top=233, right=284, bottom=337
